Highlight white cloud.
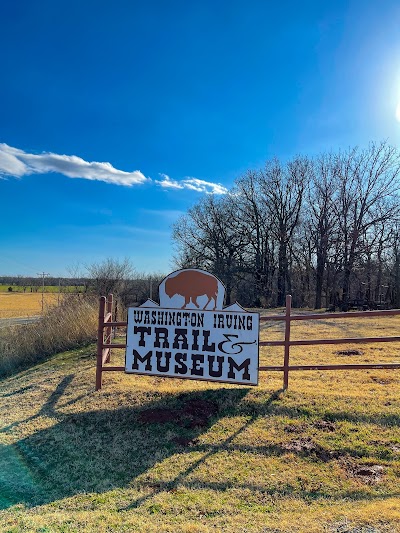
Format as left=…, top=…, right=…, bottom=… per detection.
left=0, top=143, right=148, bottom=186
left=183, top=177, right=228, bottom=194
left=156, top=174, right=184, bottom=190
left=156, top=174, right=227, bottom=194
left=0, top=143, right=228, bottom=194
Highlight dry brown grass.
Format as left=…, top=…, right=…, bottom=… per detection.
left=0, top=311, right=399, bottom=532
left=260, top=311, right=400, bottom=375
left=0, top=292, right=59, bottom=318
left=0, top=296, right=98, bottom=376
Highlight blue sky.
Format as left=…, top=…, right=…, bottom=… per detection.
left=1, top=0, right=400, bottom=277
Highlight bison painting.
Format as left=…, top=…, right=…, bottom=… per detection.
left=163, top=270, right=220, bottom=310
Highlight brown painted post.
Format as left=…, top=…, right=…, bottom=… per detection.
left=283, top=294, right=292, bottom=390
left=96, top=296, right=106, bottom=391
left=105, top=294, right=113, bottom=363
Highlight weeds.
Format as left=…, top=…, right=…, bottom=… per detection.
left=0, top=296, right=97, bottom=376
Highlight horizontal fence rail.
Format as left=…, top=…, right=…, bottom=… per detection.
left=96, top=294, right=400, bottom=390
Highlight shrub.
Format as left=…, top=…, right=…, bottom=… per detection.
left=0, top=295, right=98, bottom=377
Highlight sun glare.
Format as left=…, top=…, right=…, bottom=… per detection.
left=396, top=101, right=400, bottom=122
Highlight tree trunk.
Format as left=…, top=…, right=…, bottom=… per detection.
left=341, top=267, right=351, bottom=311
left=277, top=242, right=287, bottom=306
left=314, top=251, right=324, bottom=309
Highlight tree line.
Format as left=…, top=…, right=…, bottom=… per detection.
left=0, top=259, right=165, bottom=308
left=172, top=142, right=400, bottom=310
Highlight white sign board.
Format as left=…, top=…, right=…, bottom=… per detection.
left=125, top=307, right=259, bottom=385
left=125, top=268, right=259, bottom=385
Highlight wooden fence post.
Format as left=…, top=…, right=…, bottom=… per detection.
left=105, top=293, right=113, bottom=363
left=283, top=294, right=292, bottom=390
left=96, top=296, right=106, bottom=391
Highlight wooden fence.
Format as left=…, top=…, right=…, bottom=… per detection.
left=96, top=294, right=400, bottom=390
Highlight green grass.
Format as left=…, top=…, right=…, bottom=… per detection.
left=1, top=316, right=400, bottom=532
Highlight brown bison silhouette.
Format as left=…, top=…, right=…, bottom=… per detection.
left=164, top=270, right=219, bottom=310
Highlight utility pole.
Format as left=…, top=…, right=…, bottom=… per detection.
left=37, top=272, right=50, bottom=313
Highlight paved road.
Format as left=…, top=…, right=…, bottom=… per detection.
left=0, top=316, right=41, bottom=328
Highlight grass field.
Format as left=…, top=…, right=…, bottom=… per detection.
left=0, top=293, right=60, bottom=318
left=0, top=314, right=399, bottom=532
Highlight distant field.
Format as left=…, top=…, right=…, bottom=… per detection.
left=0, top=285, right=83, bottom=293
left=0, top=293, right=60, bottom=318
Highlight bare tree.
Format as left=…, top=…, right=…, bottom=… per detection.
left=389, top=228, right=400, bottom=308
left=259, top=157, right=309, bottom=306
left=171, top=142, right=400, bottom=310
left=173, top=194, right=249, bottom=304
left=86, top=258, right=136, bottom=300
left=233, top=171, right=276, bottom=306
left=67, top=263, right=88, bottom=294
left=306, top=154, right=339, bottom=308
left=334, top=142, right=400, bottom=310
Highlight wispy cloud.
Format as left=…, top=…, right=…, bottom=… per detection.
left=156, top=173, right=227, bottom=194
left=140, top=208, right=186, bottom=220
left=61, top=223, right=170, bottom=238
left=0, top=143, right=228, bottom=194
left=0, top=143, right=148, bottom=186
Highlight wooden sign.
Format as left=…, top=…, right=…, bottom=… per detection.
left=125, top=269, right=259, bottom=385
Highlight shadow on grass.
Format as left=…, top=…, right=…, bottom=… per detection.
left=2, top=374, right=76, bottom=433
left=1, top=375, right=399, bottom=511
left=1, top=383, right=262, bottom=509
left=0, top=384, right=35, bottom=398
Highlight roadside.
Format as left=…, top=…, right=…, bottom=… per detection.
left=0, top=316, right=41, bottom=328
